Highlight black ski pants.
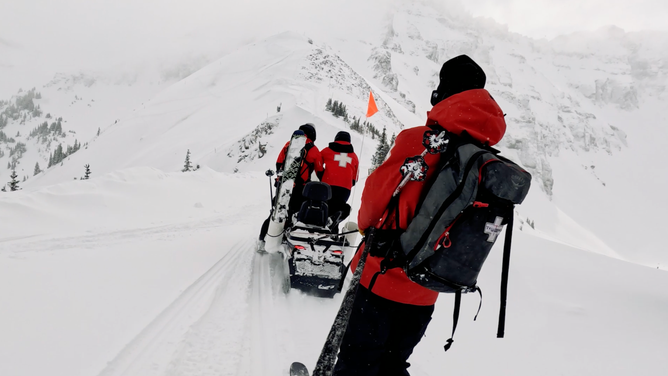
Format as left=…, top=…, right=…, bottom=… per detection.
left=327, top=186, right=351, bottom=232
left=333, top=286, right=434, bottom=376
left=328, top=186, right=350, bottom=216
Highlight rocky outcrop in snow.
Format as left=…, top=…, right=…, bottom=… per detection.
left=302, top=47, right=404, bottom=129
left=226, top=116, right=282, bottom=168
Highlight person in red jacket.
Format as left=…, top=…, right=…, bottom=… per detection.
left=333, top=55, right=507, bottom=376
left=257, top=123, right=324, bottom=251
left=318, top=131, right=359, bottom=230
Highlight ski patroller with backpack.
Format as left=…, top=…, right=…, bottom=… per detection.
left=367, top=127, right=531, bottom=348
left=265, top=130, right=307, bottom=253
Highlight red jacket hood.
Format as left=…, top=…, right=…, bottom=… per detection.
left=425, top=88, right=506, bottom=146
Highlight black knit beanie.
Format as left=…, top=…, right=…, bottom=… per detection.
left=430, top=55, right=486, bottom=106
left=334, top=131, right=351, bottom=143
left=299, top=123, right=316, bottom=141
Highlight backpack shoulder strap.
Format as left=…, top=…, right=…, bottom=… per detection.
left=497, top=206, right=515, bottom=338
left=296, top=143, right=315, bottom=184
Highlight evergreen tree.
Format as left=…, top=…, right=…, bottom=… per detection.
left=350, top=116, right=362, bottom=133
left=182, top=149, right=193, bottom=172
left=97, top=127, right=100, bottom=136
left=83, top=164, right=91, bottom=179
left=325, top=98, right=333, bottom=111
left=34, top=162, right=41, bottom=176
left=372, top=126, right=390, bottom=167
left=49, top=144, right=65, bottom=167
left=8, top=170, right=19, bottom=191
left=331, top=101, right=340, bottom=117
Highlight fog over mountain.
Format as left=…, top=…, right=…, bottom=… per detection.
left=1, top=1, right=667, bottom=375
left=3, top=0, right=666, bottom=262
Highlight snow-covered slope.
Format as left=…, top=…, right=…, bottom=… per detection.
left=17, top=32, right=404, bottom=190
left=1, top=167, right=667, bottom=376
left=1, top=0, right=668, bottom=375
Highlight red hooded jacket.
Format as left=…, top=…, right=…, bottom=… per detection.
left=320, top=141, right=359, bottom=190
left=351, top=89, right=506, bottom=306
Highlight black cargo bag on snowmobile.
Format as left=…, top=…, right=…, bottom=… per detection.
left=368, top=131, right=531, bottom=350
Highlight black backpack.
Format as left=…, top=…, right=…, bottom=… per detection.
left=368, top=127, right=531, bottom=350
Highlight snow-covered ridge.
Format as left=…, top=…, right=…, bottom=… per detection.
left=13, top=32, right=401, bottom=189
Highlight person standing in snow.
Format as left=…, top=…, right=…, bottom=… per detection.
left=333, top=55, right=507, bottom=376
left=258, top=123, right=324, bottom=251
left=317, top=131, right=359, bottom=231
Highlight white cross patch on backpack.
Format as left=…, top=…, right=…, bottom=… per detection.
left=484, top=217, right=504, bottom=242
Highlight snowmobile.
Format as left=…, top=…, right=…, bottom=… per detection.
left=261, top=168, right=357, bottom=298
left=283, top=181, right=358, bottom=298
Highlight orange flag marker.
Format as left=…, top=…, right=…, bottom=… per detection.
left=366, top=91, right=379, bottom=118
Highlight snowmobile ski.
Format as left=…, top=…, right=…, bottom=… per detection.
left=265, top=130, right=307, bottom=253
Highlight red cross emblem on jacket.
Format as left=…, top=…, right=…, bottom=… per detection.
left=321, top=141, right=359, bottom=190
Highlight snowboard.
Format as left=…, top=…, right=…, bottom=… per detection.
left=265, top=130, right=307, bottom=253
left=289, top=362, right=309, bottom=376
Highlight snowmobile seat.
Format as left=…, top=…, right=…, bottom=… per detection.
left=297, top=182, right=332, bottom=227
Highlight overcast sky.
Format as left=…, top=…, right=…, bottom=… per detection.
left=1, top=0, right=667, bottom=94
left=461, top=0, right=668, bottom=39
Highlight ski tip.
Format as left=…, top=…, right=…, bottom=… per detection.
left=289, top=362, right=309, bottom=376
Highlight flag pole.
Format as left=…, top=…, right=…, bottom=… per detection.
left=346, top=90, right=378, bottom=237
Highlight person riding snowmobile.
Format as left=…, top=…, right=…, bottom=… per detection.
left=318, top=131, right=359, bottom=232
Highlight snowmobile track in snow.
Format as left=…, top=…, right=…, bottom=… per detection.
left=241, top=250, right=294, bottom=376
left=97, top=238, right=256, bottom=376
left=96, top=237, right=297, bottom=376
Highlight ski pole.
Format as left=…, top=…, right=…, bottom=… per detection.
left=312, top=228, right=375, bottom=376
left=265, top=169, right=275, bottom=205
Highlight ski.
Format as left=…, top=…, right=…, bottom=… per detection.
left=289, top=362, right=309, bottom=376
left=265, top=130, right=307, bottom=253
